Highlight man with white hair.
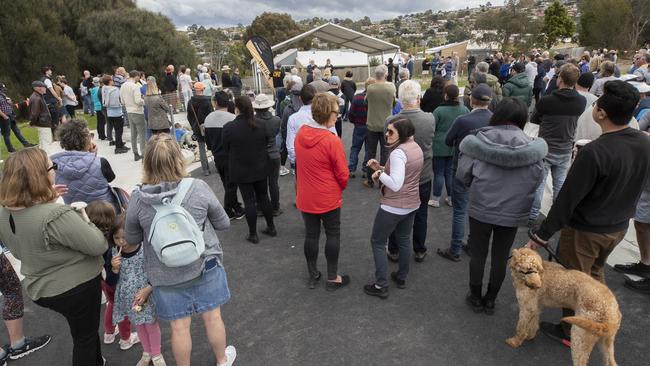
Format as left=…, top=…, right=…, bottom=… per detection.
left=308, top=68, right=329, bottom=93
left=384, top=80, right=436, bottom=264
left=364, top=65, right=396, bottom=188
left=81, top=70, right=94, bottom=116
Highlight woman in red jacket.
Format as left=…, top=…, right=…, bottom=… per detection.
left=295, top=93, right=350, bottom=291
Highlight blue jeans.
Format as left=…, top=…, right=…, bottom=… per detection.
left=348, top=124, right=369, bottom=172
left=82, top=95, right=93, bottom=115
left=530, top=151, right=572, bottom=220
left=450, top=174, right=470, bottom=255
left=432, top=156, right=453, bottom=199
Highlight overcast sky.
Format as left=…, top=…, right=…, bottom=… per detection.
left=136, top=0, right=499, bottom=28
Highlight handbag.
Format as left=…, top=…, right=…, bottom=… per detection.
left=110, top=186, right=130, bottom=214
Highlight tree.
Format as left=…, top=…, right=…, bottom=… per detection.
left=475, top=0, right=541, bottom=51
left=579, top=0, right=631, bottom=48
left=0, top=0, right=79, bottom=99
left=246, top=12, right=302, bottom=46
left=75, top=8, right=197, bottom=77
left=541, top=0, right=575, bottom=48
left=628, top=0, right=650, bottom=49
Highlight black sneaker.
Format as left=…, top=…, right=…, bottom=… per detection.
left=228, top=209, right=245, bottom=221
left=624, top=277, right=650, bottom=294
left=23, top=143, right=36, bottom=148
left=109, top=141, right=115, bottom=146
left=390, top=272, right=406, bottom=289
left=465, top=292, right=484, bottom=313
left=614, top=262, right=650, bottom=278
left=1, top=349, right=8, bottom=366
left=261, top=226, right=277, bottom=237
left=246, top=233, right=259, bottom=244
left=272, top=208, right=284, bottom=217
left=540, top=322, right=571, bottom=348
left=8, top=335, right=52, bottom=360
left=414, top=251, right=427, bottom=263
left=363, top=283, right=388, bottom=299
left=483, top=298, right=495, bottom=315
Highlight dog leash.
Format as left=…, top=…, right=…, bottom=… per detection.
left=528, top=229, right=568, bottom=269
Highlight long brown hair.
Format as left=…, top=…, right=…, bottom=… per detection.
left=0, top=148, right=57, bottom=207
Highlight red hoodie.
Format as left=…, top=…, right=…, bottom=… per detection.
left=295, top=124, right=349, bottom=214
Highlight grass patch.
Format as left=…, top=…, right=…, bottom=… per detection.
left=1, top=113, right=97, bottom=160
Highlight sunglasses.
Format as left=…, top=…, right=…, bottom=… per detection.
left=47, top=162, right=58, bottom=172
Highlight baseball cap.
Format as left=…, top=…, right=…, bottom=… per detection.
left=470, top=83, right=493, bottom=102
left=32, top=80, right=47, bottom=88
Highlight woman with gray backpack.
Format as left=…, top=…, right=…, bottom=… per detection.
left=124, top=134, right=236, bottom=366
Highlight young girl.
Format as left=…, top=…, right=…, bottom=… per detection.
left=109, top=213, right=166, bottom=366
left=86, top=201, right=139, bottom=350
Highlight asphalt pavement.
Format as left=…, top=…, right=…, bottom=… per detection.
left=2, top=122, right=648, bottom=366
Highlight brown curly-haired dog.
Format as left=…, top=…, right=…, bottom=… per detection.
left=506, top=248, right=621, bottom=366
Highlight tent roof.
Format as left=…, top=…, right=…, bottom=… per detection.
left=272, top=22, right=400, bottom=56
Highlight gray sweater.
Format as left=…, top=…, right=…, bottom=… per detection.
left=125, top=179, right=230, bottom=286
left=386, top=108, right=435, bottom=184
left=457, top=125, right=547, bottom=227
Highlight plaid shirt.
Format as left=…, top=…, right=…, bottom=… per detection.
left=0, top=93, right=12, bottom=117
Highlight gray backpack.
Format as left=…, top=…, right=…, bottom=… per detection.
left=148, top=178, right=205, bottom=267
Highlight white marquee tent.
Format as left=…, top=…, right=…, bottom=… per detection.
left=252, top=23, right=400, bottom=92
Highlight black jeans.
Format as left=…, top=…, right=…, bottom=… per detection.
left=335, top=117, right=342, bottom=138
left=108, top=116, right=124, bottom=148
left=96, top=110, right=106, bottom=140
left=215, top=158, right=242, bottom=214
left=302, top=207, right=341, bottom=280
left=468, top=217, right=518, bottom=300
left=238, top=179, right=274, bottom=234
left=65, top=105, right=76, bottom=118
left=371, top=209, right=416, bottom=287
left=35, top=276, right=103, bottom=366
left=267, top=158, right=281, bottom=210
left=365, top=130, right=388, bottom=185
left=388, top=181, right=431, bottom=255
left=1, top=117, right=29, bottom=151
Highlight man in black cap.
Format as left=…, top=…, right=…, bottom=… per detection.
left=503, top=62, right=533, bottom=107
left=437, top=84, right=494, bottom=262
left=0, top=83, right=33, bottom=152
left=28, top=81, right=53, bottom=149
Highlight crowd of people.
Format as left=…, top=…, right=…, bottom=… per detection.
left=1, top=43, right=650, bottom=366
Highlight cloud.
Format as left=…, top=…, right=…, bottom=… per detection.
left=135, top=0, right=493, bottom=28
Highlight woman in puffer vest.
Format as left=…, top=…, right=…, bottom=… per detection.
left=50, top=119, right=117, bottom=209
left=364, top=118, right=423, bottom=300
left=456, top=97, right=547, bottom=315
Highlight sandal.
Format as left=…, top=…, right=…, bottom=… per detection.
left=436, top=248, right=461, bottom=262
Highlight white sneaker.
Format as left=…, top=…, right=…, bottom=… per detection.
left=103, top=327, right=119, bottom=344
left=445, top=197, right=453, bottom=207
left=428, top=199, right=440, bottom=208
left=279, top=166, right=290, bottom=176
left=136, top=352, right=151, bottom=366
left=119, top=333, right=140, bottom=350
left=151, top=354, right=167, bottom=366
left=217, top=345, right=237, bottom=366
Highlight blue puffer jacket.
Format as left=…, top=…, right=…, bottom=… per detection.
left=51, top=150, right=115, bottom=205
left=457, top=125, right=547, bottom=227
